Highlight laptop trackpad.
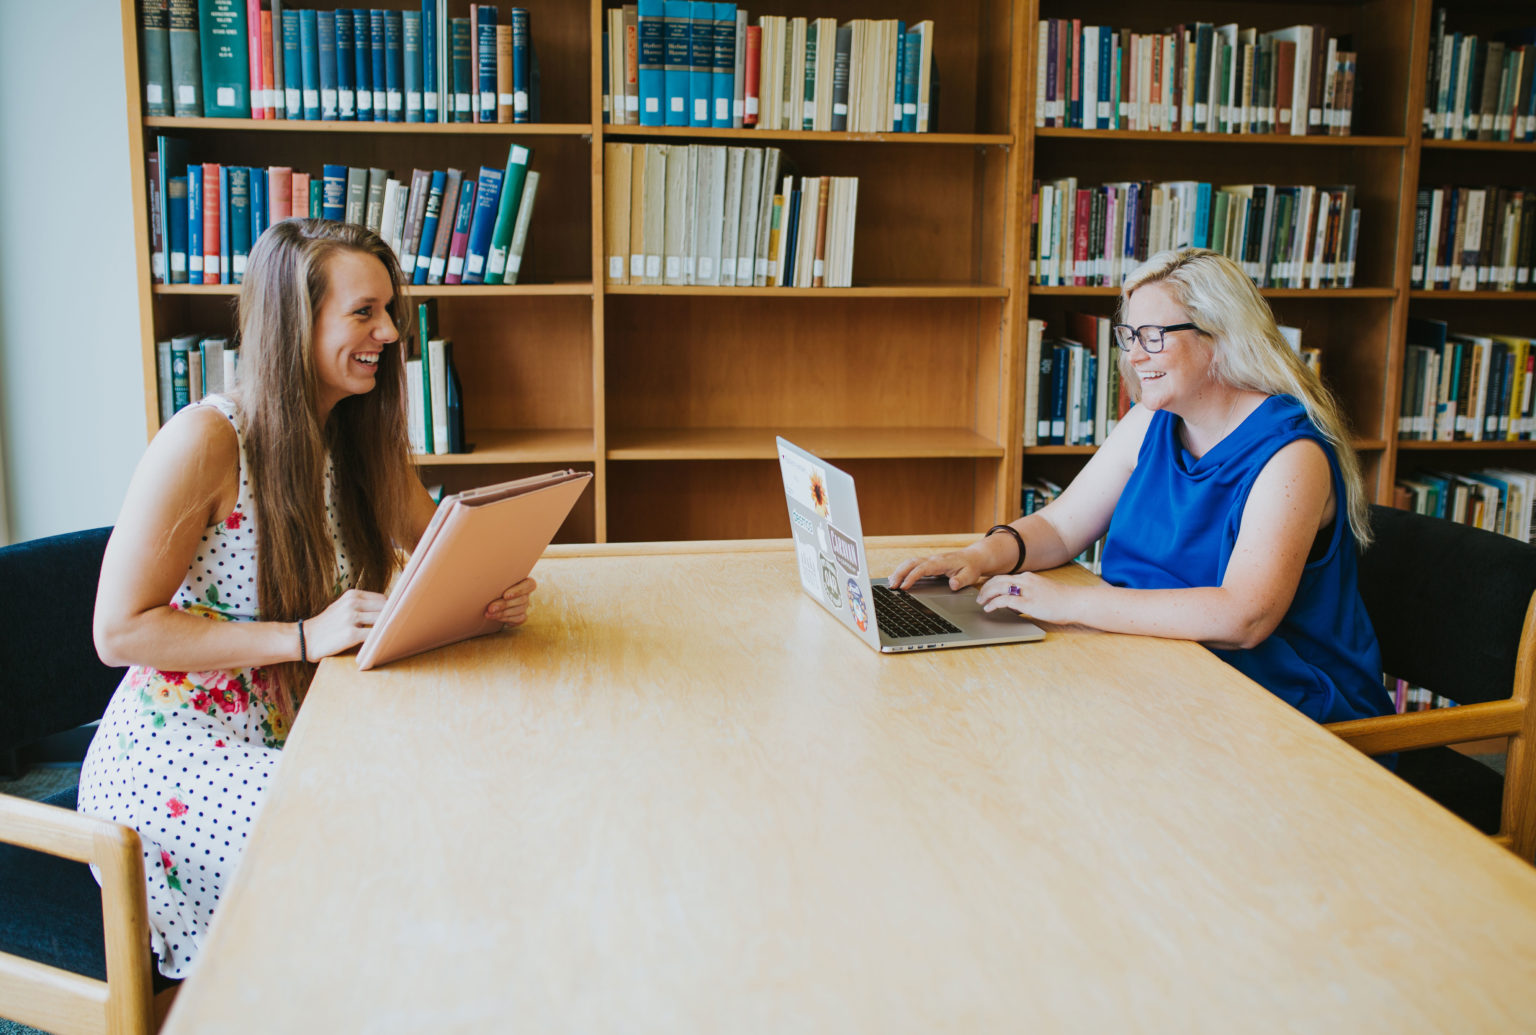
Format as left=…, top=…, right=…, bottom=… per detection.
left=899, top=579, right=1028, bottom=626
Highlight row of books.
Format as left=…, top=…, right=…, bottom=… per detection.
left=149, top=137, right=539, bottom=287
left=1023, top=315, right=1316, bottom=448
left=1035, top=20, right=1357, bottom=136
left=154, top=335, right=239, bottom=423
left=139, top=1, right=538, bottom=124
left=408, top=301, right=467, bottom=455
left=1409, top=185, right=1536, bottom=293
left=1030, top=179, right=1360, bottom=290
left=604, top=142, right=857, bottom=288
left=1422, top=10, right=1536, bottom=142
left=1386, top=679, right=1456, bottom=713
left=1399, top=318, right=1535, bottom=443
left=1395, top=468, right=1536, bottom=544
left=603, top=6, right=936, bottom=133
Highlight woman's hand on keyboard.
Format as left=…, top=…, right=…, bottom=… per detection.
left=888, top=547, right=989, bottom=592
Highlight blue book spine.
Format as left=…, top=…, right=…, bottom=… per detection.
left=335, top=9, right=356, bottom=119
left=663, top=1, right=689, bottom=126
left=168, top=176, right=189, bottom=284
left=322, top=164, right=347, bottom=220
left=197, top=0, right=251, bottom=118
left=421, top=1, right=438, bottom=122
left=385, top=9, right=405, bottom=122
left=711, top=4, right=735, bottom=128
left=318, top=10, right=339, bottom=119
left=450, top=17, right=471, bottom=122
left=229, top=166, right=251, bottom=283
left=901, top=30, right=920, bottom=132
left=1050, top=343, right=1069, bottom=444
left=370, top=9, right=388, bottom=118
left=352, top=9, right=373, bottom=120
left=413, top=169, right=447, bottom=284
left=461, top=166, right=504, bottom=284
left=1097, top=28, right=1112, bottom=130
left=186, top=164, right=203, bottom=283
left=1193, top=183, right=1212, bottom=249
left=892, top=22, right=905, bottom=131
left=637, top=0, right=665, bottom=126
left=281, top=9, right=302, bottom=118
left=688, top=2, right=712, bottom=127
left=402, top=10, right=423, bottom=121
left=476, top=7, right=497, bottom=123
left=444, top=175, right=478, bottom=282
left=218, top=165, right=232, bottom=284
left=510, top=7, right=531, bottom=123
left=299, top=9, right=321, bottom=120
left=250, top=164, right=266, bottom=243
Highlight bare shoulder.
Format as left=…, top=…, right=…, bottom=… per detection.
left=135, top=403, right=241, bottom=517
left=1250, top=436, right=1335, bottom=525
left=1096, top=404, right=1154, bottom=469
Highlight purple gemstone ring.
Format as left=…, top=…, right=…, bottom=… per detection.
left=1007, top=584, right=1021, bottom=597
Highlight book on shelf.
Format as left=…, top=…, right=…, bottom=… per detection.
left=1399, top=316, right=1535, bottom=443
left=1410, top=185, right=1536, bottom=292
left=1034, top=19, right=1356, bottom=136
left=145, top=140, right=540, bottom=288
left=483, top=143, right=533, bottom=284
left=1423, top=10, right=1536, bottom=142
left=150, top=3, right=534, bottom=124
left=404, top=298, right=468, bottom=456
left=1030, top=178, right=1358, bottom=289
left=603, top=142, right=855, bottom=288
left=1397, top=467, right=1536, bottom=544
left=156, top=334, right=240, bottom=423
left=1023, top=313, right=1126, bottom=448
left=607, top=9, right=937, bottom=133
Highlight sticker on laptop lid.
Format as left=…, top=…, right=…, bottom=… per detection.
left=846, top=578, right=867, bottom=631
left=781, top=448, right=831, bottom=518
left=819, top=556, right=843, bottom=608
left=796, top=541, right=821, bottom=596
left=828, top=524, right=860, bottom=574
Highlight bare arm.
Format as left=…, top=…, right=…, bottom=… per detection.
left=890, top=406, right=1151, bottom=589
left=978, top=437, right=1337, bottom=650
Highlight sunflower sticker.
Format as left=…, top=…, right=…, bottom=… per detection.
left=780, top=449, right=832, bottom=520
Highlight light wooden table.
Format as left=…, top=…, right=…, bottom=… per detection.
left=164, top=539, right=1536, bottom=1033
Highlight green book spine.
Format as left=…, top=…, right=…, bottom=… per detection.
left=141, top=0, right=173, bottom=116
left=309, top=177, right=322, bottom=215
left=197, top=0, right=251, bottom=117
left=168, top=0, right=202, bottom=115
left=417, top=299, right=436, bottom=453
left=482, top=142, right=532, bottom=283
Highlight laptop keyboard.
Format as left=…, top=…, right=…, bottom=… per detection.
left=871, top=584, right=963, bottom=640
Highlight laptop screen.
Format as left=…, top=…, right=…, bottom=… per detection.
left=777, top=437, right=880, bottom=650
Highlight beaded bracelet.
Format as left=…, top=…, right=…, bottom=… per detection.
left=986, top=524, right=1028, bottom=575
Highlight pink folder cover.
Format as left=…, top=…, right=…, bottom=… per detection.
left=355, top=469, right=592, bottom=670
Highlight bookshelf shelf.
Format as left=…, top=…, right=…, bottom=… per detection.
left=143, top=116, right=595, bottom=136
left=1396, top=441, right=1536, bottom=452
left=152, top=282, right=595, bottom=297
left=1408, top=291, right=1536, bottom=301
left=600, top=127, right=1011, bottom=147
left=606, top=427, right=1005, bottom=461
left=1034, top=128, right=1407, bottom=148
left=413, top=429, right=596, bottom=465
left=604, top=284, right=1009, bottom=299
left=1418, top=138, right=1536, bottom=153
left=1028, top=286, right=1397, bottom=299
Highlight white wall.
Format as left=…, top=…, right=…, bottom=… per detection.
left=0, top=1, right=146, bottom=543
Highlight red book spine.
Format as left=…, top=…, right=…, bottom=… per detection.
left=1074, top=188, right=1091, bottom=287
left=202, top=163, right=222, bottom=284
left=268, top=166, right=293, bottom=222
left=743, top=25, right=761, bottom=126
left=444, top=190, right=476, bottom=285
left=292, top=171, right=311, bottom=219
left=247, top=0, right=265, bottom=118
left=261, top=9, right=277, bottom=119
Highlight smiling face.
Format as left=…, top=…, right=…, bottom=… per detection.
left=311, top=248, right=398, bottom=420
left=1122, top=280, right=1217, bottom=415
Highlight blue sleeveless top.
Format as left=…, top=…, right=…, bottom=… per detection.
left=1100, top=395, right=1391, bottom=724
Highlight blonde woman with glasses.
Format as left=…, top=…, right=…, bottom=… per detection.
left=893, top=248, right=1391, bottom=726
left=78, top=220, right=537, bottom=980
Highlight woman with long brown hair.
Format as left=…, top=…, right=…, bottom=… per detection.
left=77, top=219, right=535, bottom=978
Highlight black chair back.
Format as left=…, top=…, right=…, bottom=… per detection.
left=0, top=527, right=126, bottom=758
left=1359, top=505, right=1536, bottom=706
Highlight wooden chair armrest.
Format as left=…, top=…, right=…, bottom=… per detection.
left=0, top=792, right=156, bottom=1035
left=1326, top=699, right=1523, bottom=756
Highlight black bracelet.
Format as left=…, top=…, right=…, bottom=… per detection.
left=297, top=619, right=308, bottom=664
left=987, top=524, right=1028, bottom=575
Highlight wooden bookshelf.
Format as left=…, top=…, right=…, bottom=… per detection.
left=121, top=1, right=1535, bottom=543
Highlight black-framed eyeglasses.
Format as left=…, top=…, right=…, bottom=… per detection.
left=1110, top=323, right=1206, bottom=354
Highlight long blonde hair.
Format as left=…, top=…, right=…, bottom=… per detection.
left=1118, top=248, right=1372, bottom=547
left=234, top=219, right=417, bottom=717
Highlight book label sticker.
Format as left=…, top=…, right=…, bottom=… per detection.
left=147, top=84, right=163, bottom=104
left=627, top=96, right=639, bottom=112
left=631, top=255, right=644, bottom=276
left=232, top=256, right=247, bottom=275
left=646, top=97, right=660, bottom=113
left=217, top=87, right=236, bottom=107
left=645, top=255, right=662, bottom=278
left=172, top=254, right=187, bottom=273
left=696, top=98, right=709, bottom=120
left=833, top=102, right=847, bottom=115
left=511, top=145, right=529, bottom=164
left=730, top=99, right=740, bottom=118
left=388, top=92, right=403, bottom=111
left=665, top=256, right=681, bottom=279
left=447, top=256, right=464, bottom=276
left=699, top=257, right=714, bottom=280
left=456, top=96, right=469, bottom=112
left=178, top=85, right=196, bottom=104
left=359, top=94, right=372, bottom=112
left=746, top=97, right=758, bottom=115
left=406, top=94, right=421, bottom=111
left=671, top=97, right=684, bottom=112
left=609, top=256, right=624, bottom=279
left=467, top=254, right=484, bottom=273
left=813, top=259, right=825, bottom=278
left=425, top=91, right=438, bottom=107
left=499, top=92, right=515, bottom=105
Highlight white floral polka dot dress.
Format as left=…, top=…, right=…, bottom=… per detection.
left=78, top=394, right=353, bottom=979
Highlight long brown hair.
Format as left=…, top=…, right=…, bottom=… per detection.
left=233, top=219, right=417, bottom=717
left=1119, top=248, right=1372, bottom=547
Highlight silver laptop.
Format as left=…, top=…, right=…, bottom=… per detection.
left=777, top=437, right=1046, bottom=653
